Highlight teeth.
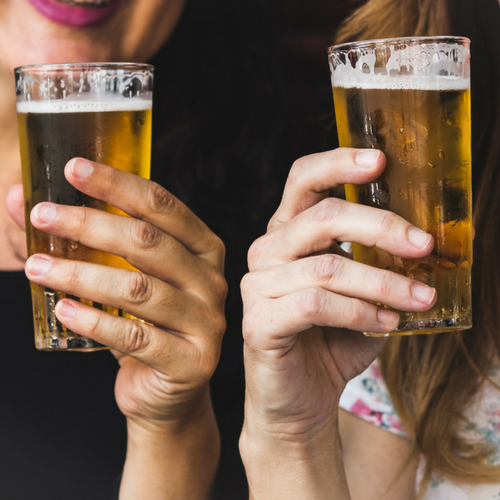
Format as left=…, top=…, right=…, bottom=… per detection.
left=53, top=0, right=114, bottom=7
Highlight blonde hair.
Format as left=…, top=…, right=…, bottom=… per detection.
left=336, top=0, right=500, bottom=493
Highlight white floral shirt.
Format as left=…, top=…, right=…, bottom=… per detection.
left=339, top=360, right=500, bottom=499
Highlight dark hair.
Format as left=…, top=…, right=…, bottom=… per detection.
left=147, top=0, right=345, bottom=496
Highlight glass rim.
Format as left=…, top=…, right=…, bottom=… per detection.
left=14, top=62, right=154, bottom=75
left=328, top=35, right=470, bottom=55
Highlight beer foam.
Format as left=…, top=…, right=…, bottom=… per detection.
left=332, top=75, right=470, bottom=91
left=17, top=97, right=152, bottom=114
left=329, top=40, right=470, bottom=91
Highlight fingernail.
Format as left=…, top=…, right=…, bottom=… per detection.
left=57, top=300, right=76, bottom=318
left=407, top=227, right=433, bottom=250
left=355, top=150, right=380, bottom=168
left=34, top=203, right=57, bottom=223
left=71, top=159, right=93, bottom=179
left=411, top=282, right=436, bottom=305
left=377, top=308, right=399, bottom=328
left=26, top=255, right=52, bottom=276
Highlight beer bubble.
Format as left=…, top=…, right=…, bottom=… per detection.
left=408, top=263, right=435, bottom=287
left=437, top=258, right=456, bottom=271
left=45, top=163, right=51, bottom=183
left=359, top=180, right=391, bottom=210
left=438, top=150, right=445, bottom=159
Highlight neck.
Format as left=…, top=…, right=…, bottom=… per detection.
left=0, top=65, right=26, bottom=270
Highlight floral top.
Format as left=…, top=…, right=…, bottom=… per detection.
left=339, top=360, right=500, bottom=499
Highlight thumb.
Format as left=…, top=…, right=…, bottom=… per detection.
left=6, top=184, right=26, bottom=230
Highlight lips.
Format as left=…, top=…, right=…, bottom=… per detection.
left=28, top=0, right=124, bottom=27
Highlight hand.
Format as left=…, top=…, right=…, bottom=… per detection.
left=240, top=148, right=435, bottom=450
left=8, top=158, right=227, bottom=430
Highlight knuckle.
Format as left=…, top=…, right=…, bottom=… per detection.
left=211, top=234, right=225, bottom=256
left=310, top=254, right=344, bottom=283
left=240, top=272, right=255, bottom=298
left=75, top=207, right=91, bottom=233
left=377, top=270, right=395, bottom=296
left=191, top=344, right=221, bottom=383
left=207, top=234, right=226, bottom=266
left=66, top=261, right=82, bottom=288
left=311, top=197, right=342, bottom=224
left=148, top=182, right=175, bottom=214
left=345, top=299, right=365, bottom=325
left=123, top=272, right=152, bottom=305
left=242, top=308, right=259, bottom=344
left=287, top=157, right=307, bottom=186
left=212, top=313, right=227, bottom=338
left=212, top=271, right=228, bottom=300
left=247, top=235, right=267, bottom=269
left=123, top=320, right=150, bottom=353
left=297, top=288, right=327, bottom=319
left=378, top=210, right=399, bottom=233
left=87, top=312, right=103, bottom=338
left=130, top=219, right=160, bottom=251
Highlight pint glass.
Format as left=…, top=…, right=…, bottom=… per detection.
left=16, top=63, right=153, bottom=350
left=328, top=37, right=472, bottom=336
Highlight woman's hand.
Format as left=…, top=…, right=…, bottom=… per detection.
left=239, top=148, right=435, bottom=500
left=7, top=158, right=226, bottom=499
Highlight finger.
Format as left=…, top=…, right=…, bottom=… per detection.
left=242, top=288, right=399, bottom=352
left=24, top=254, right=214, bottom=336
left=30, top=202, right=219, bottom=292
left=269, top=148, right=385, bottom=230
left=248, top=197, right=433, bottom=271
left=64, top=158, right=223, bottom=269
left=6, top=184, right=25, bottom=230
left=53, top=299, right=209, bottom=375
left=241, top=254, right=436, bottom=312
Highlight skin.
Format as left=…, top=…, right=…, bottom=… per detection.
left=0, top=0, right=187, bottom=268
left=239, top=148, right=434, bottom=499
left=2, top=1, right=225, bottom=499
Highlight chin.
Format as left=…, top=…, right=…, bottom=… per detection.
left=0, top=0, right=182, bottom=73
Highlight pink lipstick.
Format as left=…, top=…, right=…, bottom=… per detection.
left=28, top=0, right=124, bottom=28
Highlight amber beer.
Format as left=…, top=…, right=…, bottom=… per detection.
left=329, top=38, right=472, bottom=335
left=16, top=63, right=153, bottom=350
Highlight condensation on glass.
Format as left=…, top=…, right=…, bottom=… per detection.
left=16, top=63, right=153, bottom=350
left=328, top=37, right=472, bottom=336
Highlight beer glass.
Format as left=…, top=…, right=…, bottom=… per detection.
left=328, top=37, right=472, bottom=336
left=16, top=63, right=153, bottom=350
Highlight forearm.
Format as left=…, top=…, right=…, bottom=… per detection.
left=240, top=410, right=351, bottom=500
left=119, top=388, right=220, bottom=500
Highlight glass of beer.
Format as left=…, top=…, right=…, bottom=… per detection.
left=328, top=37, right=472, bottom=336
left=15, top=63, right=153, bottom=350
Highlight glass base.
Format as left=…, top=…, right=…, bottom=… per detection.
left=31, top=283, right=108, bottom=351
left=364, top=315, right=472, bottom=337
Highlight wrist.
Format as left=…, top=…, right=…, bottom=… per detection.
left=120, top=387, right=220, bottom=500
left=240, top=407, right=341, bottom=462
left=240, top=409, right=350, bottom=500
left=125, top=385, right=215, bottom=438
